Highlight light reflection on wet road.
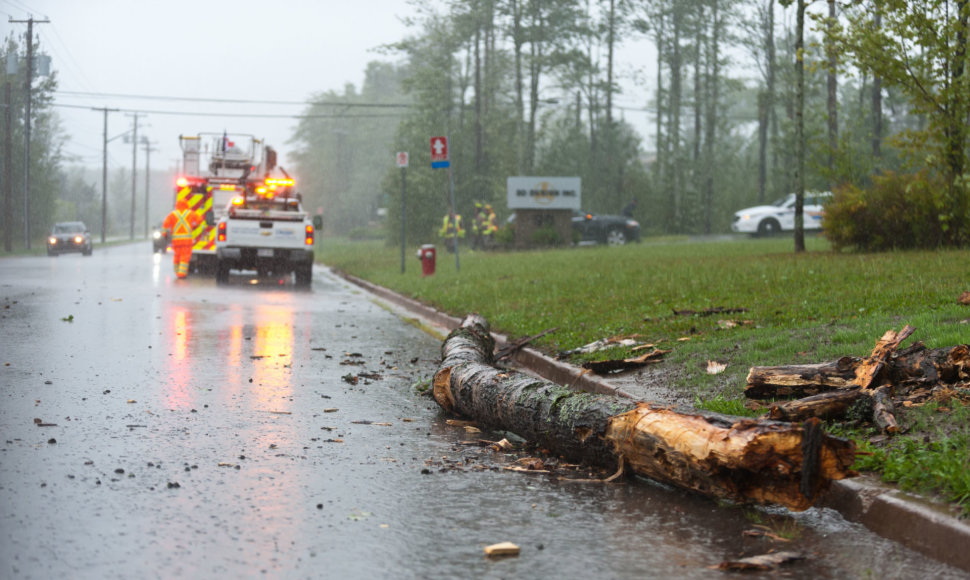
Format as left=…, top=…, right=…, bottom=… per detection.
left=1, top=244, right=965, bottom=579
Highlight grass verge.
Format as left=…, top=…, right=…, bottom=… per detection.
left=316, top=235, right=970, bottom=514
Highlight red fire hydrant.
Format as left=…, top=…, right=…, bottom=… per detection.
left=417, top=244, right=436, bottom=276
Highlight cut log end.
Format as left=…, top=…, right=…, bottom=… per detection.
left=605, top=403, right=857, bottom=511
left=432, top=367, right=455, bottom=412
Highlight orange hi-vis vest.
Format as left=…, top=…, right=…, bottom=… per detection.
left=170, top=209, right=194, bottom=241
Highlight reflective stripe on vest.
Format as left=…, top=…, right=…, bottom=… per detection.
left=171, top=210, right=193, bottom=240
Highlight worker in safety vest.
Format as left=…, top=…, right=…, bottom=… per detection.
left=471, top=202, right=487, bottom=250
left=481, top=204, right=498, bottom=248
left=162, top=198, right=202, bottom=279
left=439, top=211, right=465, bottom=253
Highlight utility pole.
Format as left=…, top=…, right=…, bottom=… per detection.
left=3, top=81, right=12, bottom=252
left=92, top=106, right=118, bottom=243
left=142, top=138, right=156, bottom=238
left=126, top=112, right=142, bottom=240
left=9, top=15, right=50, bottom=249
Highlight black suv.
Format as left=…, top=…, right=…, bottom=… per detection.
left=47, top=222, right=93, bottom=256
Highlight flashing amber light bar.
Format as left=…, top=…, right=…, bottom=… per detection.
left=231, top=196, right=245, bottom=206
left=176, top=177, right=188, bottom=187
left=219, top=184, right=237, bottom=191
left=255, top=187, right=267, bottom=194
left=265, top=178, right=295, bottom=187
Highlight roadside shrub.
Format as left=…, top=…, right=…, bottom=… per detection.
left=824, top=171, right=956, bottom=251
left=530, top=225, right=562, bottom=246
left=494, top=224, right=515, bottom=247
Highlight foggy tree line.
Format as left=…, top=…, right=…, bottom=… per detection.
left=291, top=0, right=968, bottom=246
left=1, top=34, right=152, bottom=249
left=5, top=0, right=966, bottom=249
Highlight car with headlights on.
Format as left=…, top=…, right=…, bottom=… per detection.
left=47, top=221, right=93, bottom=256
left=152, top=224, right=170, bottom=253
left=731, top=192, right=831, bottom=236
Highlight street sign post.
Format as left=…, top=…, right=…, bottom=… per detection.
left=397, top=152, right=408, bottom=273
left=430, top=136, right=458, bottom=271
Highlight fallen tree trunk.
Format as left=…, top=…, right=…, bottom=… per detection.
left=434, top=314, right=857, bottom=511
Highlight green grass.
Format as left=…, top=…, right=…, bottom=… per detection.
left=316, top=235, right=970, bottom=512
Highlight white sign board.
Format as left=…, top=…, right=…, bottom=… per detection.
left=507, top=177, right=581, bottom=210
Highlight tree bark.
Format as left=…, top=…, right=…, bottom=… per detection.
left=768, top=390, right=864, bottom=422
left=745, top=358, right=860, bottom=399
left=434, top=315, right=857, bottom=512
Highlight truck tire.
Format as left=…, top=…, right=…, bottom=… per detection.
left=215, top=261, right=230, bottom=285
left=294, top=262, right=313, bottom=287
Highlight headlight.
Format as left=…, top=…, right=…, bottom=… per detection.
left=48, top=237, right=57, bottom=245
left=626, top=220, right=639, bottom=228
left=74, top=235, right=84, bottom=243
left=153, top=231, right=162, bottom=239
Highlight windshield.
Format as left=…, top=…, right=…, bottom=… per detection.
left=54, top=223, right=84, bottom=234
left=771, top=195, right=793, bottom=208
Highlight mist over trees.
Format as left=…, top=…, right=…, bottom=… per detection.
left=2, top=33, right=158, bottom=249
left=286, top=0, right=967, bottom=248
left=8, top=0, right=968, bottom=250
left=1, top=34, right=64, bottom=249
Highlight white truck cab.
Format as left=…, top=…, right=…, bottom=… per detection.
left=214, top=183, right=316, bottom=287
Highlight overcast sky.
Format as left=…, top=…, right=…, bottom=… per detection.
left=3, top=0, right=657, bottom=177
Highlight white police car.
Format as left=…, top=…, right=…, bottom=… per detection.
left=731, top=192, right=831, bottom=236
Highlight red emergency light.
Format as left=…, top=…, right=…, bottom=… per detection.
left=305, top=224, right=314, bottom=246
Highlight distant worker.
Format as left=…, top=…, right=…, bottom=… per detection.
left=439, top=211, right=465, bottom=253
left=471, top=202, right=488, bottom=250
left=163, top=197, right=202, bottom=279
left=481, top=204, right=498, bottom=249
left=622, top=198, right=638, bottom=217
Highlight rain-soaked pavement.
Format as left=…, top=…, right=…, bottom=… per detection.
left=1, top=244, right=967, bottom=579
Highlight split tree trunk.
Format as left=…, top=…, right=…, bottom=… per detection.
left=744, top=327, right=969, bottom=433
left=434, top=315, right=857, bottom=512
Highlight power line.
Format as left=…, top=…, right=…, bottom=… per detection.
left=55, top=90, right=411, bottom=109
left=40, top=25, right=99, bottom=93
left=51, top=102, right=405, bottom=119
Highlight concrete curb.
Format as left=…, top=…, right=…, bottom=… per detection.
left=333, top=268, right=970, bottom=573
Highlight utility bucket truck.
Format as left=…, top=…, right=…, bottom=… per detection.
left=174, top=133, right=280, bottom=273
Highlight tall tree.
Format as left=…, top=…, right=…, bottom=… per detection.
left=778, top=0, right=808, bottom=252
left=825, top=0, right=839, bottom=185
left=840, top=0, right=970, bottom=241
left=1, top=33, right=65, bottom=249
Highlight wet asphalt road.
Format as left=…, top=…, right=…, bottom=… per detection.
left=1, top=243, right=967, bottom=579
